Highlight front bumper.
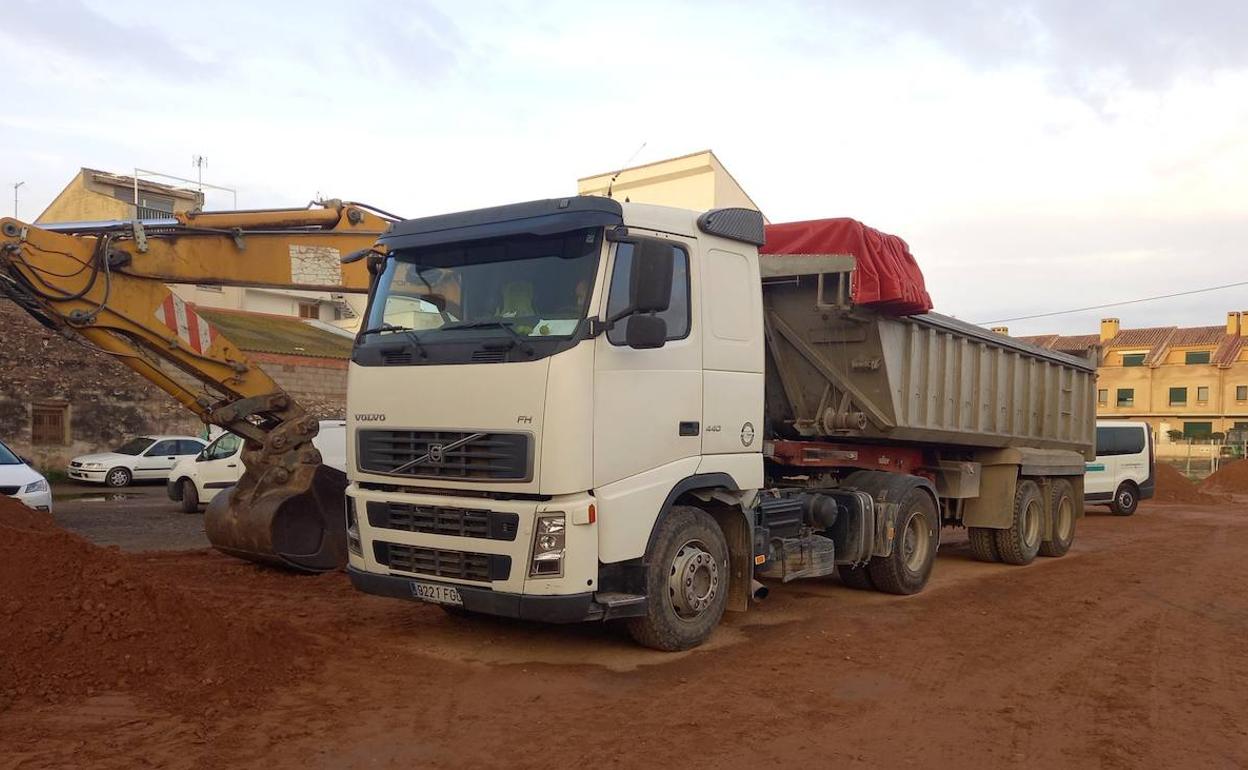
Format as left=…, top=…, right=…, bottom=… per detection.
left=347, top=566, right=597, bottom=622
left=8, top=490, right=52, bottom=512
left=68, top=468, right=107, bottom=483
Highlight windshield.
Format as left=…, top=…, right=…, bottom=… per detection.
left=113, top=437, right=155, bottom=455
left=366, top=228, right=601, bottom=339
left=0, top=441, right=20, bottom=465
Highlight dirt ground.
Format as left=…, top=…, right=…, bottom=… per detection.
left=3, top=499, right=1248, bottom=769
left=48, top=482, right=208, bottom=552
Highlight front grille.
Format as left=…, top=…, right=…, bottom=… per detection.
left=0, top=485, right=19, bottom=495
left=358, top=430, right=531, bottom=481
left=374, top=541, right=510, bottom=582
left=366, top=501, right=518, bottom=540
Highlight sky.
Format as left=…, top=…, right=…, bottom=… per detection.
left=2, top=0, right=1246, bottom=336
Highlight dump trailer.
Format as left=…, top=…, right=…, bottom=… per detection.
left=342, top=197, right=1097, bottom=650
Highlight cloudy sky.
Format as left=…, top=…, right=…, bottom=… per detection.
left=3, top=0, right=1246, bottom=335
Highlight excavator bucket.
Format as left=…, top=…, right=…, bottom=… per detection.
left=203, top=411, right=349, bottom=572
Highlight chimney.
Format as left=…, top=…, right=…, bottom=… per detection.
left=990, top=326, right=1009, bottom=336
left=1100, top=317, right=1120, bottom=343
left=1228, top=312, right=1241, bottom=336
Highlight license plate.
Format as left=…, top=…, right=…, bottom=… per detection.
left=410, top=581, right=463, bottom=606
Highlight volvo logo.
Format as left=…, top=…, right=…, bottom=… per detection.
left=740, top=422, right=756, bottom=447
left=354, top=413, right=386, bottom=422
left=428, top=443, right=445, bottom=464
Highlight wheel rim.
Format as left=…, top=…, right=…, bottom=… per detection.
left=109, top=470, right=127, bottom=486
left=901, top=512, right=931, bottom=572
left=1055, top=496, right=1074, bottom=539
left=668, top=539, right=719, bottom=620
left=1022, top=498, right=1042, bottom=547
left=1118, top=489, right=1134, bottom=509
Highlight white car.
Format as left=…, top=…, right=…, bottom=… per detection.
left=167, top=421, right=347, bottom=512
left=1085, top=420, right=1155, bottom=516
left=68, top=435, right=208, bottom=488
left=1, top=439, right=53, bottom=511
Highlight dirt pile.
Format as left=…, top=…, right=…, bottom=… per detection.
left=1199, top=460, right=1248, bottom=495
left=0, top=497, right=318, bottom=711
left=1153, top=463, right=1221, bottom=504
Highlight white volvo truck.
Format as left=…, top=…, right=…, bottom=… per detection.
left=344, top=198, right=1096, bottom=650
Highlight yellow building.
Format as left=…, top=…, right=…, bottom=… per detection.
left=577, top=150, right=763, bottom=215
left=1017, top=314, right=1248, bottom=440
left=38, top=167, right=204, bottom=223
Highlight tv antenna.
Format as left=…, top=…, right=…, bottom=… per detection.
left=605, top=141, right=647, bottom=199
left=192, top=155, right=208, bottom=189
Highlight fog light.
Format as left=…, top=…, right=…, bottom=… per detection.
left=345, top=497, right=362, bottom=557
left=530, top=513, right=565, bottom=578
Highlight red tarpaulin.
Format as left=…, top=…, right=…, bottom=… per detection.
left=761, top=218, right=932, bottom=315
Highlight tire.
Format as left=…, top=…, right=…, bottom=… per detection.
left=865, top=488, right=939, bottom=595
left=837, top=563, right=876, bottom=590
left=968, top=527, right=1000, bottom=563
left=627, top=505, right=729, bottom=651
left=1110, top=481, right=1139, bottom=516
left=178, top=479, right=200, bottom=513
left=105, top=467, right=132, bottom=488
left=1039, top=479, right=1076, bottom=557
left=995, top=479, right=1044, bottom=565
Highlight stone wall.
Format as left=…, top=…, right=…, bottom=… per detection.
left=247, top=352, right=348, bottom=419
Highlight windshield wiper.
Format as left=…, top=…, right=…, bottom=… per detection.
left=440, top=320, right=534, bottom=355
left=359, top=323, right=428, bottom=359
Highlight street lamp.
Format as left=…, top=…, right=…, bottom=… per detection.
left=12, top=181, right=23, bottom=218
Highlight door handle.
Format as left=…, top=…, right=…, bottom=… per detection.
left=227, top=464, right=238, bottom=468
left=679, top=421, right=700, bottom=436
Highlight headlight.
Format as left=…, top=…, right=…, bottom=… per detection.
left=84, top=463, right=104, bottom=469
left=529, top=513, right=565, bottom=577
left=24, top=479, right=49, bottom=494
left=345, top=497, right=362, bottom=556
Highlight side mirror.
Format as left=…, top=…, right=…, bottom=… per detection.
left=626, top=314, right=667, bottom=349
left=628, top=240, right=674, bottom=313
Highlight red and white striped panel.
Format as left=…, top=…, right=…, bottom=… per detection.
left=155, top=293, right=217, bottom=354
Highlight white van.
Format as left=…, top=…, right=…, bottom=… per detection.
left=167, top=421, right=347, bottom=513
left=1084, top=420, right=1155, bottom=515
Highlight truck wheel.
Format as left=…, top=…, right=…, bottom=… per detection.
left=1110, top=482, right=1139, bottom=516
left=627, top=505, right=729, bottom=651
left=837, top=563, right=875, bottom=590
left=968, top=527, right=1000, bottom=562
left=178, top=479, right=200, bottom=513
left=864, top=489, right=938, bottom=595
left=1039, top=479, right=1076, bottom=557
left=105, top=467, right=132, bottom=488
left=994, top=479, right=1043, bottom=565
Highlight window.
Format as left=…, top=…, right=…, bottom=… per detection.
left=114, top=437, right=155, bottom=455
left=1122, top=353, right=1146, bottom=367
left=1183, top=421, right=1213, bottom=438
left=1196, top=386, right=1209, bottom=402
left=605, top=241, right=691, bottom=346
left=31, top=403, right=68, bottom=445
left=1096, top=426, right=1146, bottom=457
left=202, top=433, right=242, bottom=461
left=1237, top=385, right=1247, bottom=401
left=1097, top=389, right=1108, bottom=406
left=1169, top=387, right=1187, bottom=406
left=298, top=302, right=320, bottom=320
left=1116, top=388, right=1134, bottom=407
left=1184, top=351, right=1211, bottom=365
left=146, top=439, right=183, bottom=456
left=176, top=440, right=205, bottom=455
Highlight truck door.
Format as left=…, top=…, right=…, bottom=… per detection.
left=593, top=237, right=702, bottom=487
left=700, top=247, right=764, bottom=456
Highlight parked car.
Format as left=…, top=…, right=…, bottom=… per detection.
left=1085, top=420, right=1155, bottom=515
left=167, top=421, right=347, bottom=513
left=0, top=438, right=53, bottom=511
left=68, top=435, right=208, bottom=487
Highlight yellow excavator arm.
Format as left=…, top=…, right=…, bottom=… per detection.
left=0, top=201, right=390, bottom=570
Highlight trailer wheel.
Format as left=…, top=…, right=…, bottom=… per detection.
left=837, top=564, right=875, bottom=590
left=994, top=479, right=1043, bottom=565
left=968, top=528, right=1000, bottom=563
left=865, top=488, right=938, bottom=595
left=1039, top=479, right=1076, bottom=557
left=627, top=505, right=729, bottom=651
